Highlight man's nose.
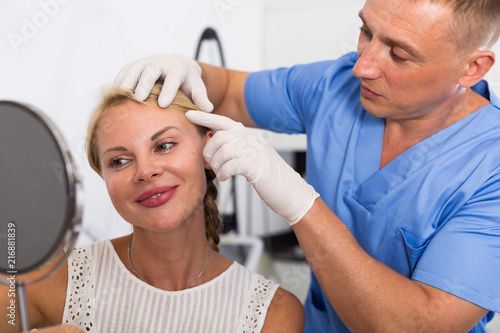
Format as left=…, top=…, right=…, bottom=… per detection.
left=353, top=42, right=382, bottom=80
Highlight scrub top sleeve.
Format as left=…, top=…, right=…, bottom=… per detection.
left=412, top=173, right=500, bottom=312
left=244, top=60, right=338, bottom=134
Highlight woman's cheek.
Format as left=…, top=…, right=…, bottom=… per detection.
left=104, top=174, right=125, bottom=201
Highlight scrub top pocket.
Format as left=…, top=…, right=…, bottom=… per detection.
left=390, top=228, right=431, bottom=278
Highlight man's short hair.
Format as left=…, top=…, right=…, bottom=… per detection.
left=418, top=0, right=500, bottom=52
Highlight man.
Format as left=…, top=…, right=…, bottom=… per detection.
left=114, top=0, right=500, bottom=331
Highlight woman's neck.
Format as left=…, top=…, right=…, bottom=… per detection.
left=117, top=225, right=213, bottom=291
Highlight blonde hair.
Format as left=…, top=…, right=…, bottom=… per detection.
left=86, top=83, right=222, bottom=251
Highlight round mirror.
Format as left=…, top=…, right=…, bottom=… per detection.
left=0, top=101, right=83, bottom=331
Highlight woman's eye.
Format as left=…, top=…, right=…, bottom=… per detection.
left=156, top=141, right=175, bottom=152
left=108, top=157, right=130, bottom=168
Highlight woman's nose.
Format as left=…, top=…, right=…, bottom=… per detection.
left=133, top=156, right=164, bottom=183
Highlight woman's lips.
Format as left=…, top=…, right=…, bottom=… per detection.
left=135, top=186, right=178, bottom=208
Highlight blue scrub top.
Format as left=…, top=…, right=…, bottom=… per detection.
left=245, top=52, right=500, bottom=332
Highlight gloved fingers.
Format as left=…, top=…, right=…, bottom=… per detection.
left=157, top=73, right=183, bottom=108
left=114, top=56, right=166, bottom=95
left=202, top=126, right=257, bottom=166
left=114, top=62, right=142, bottom=89
left=134, top=63, right=169, bottom=102
left=182, top=76, right=214, bottom=112
left=204, top=134, right=244, bottom=169
left=215, top=158, right=253, bottom=182
left=186, top=110, right=240, bottom=131
left=209, top=136, right=265, bottom=183
left=113, top=54, right=211, bottom=108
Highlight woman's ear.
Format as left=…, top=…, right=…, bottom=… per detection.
left=203, top=130, right=214, bottom=170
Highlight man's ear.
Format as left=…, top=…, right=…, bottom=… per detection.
left=203, top=130, right=214, bottom=170
left=459, top=50, right=495, bottom=88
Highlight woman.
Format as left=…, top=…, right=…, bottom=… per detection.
left=0, top=83, right=304, bottom=332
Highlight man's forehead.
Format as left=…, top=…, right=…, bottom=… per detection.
left=360, top=0, right=452, bottom=27
left=359, top=0, right=455, bottom=50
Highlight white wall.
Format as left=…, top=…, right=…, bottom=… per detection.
left=263, top=0, right=364, bottom=68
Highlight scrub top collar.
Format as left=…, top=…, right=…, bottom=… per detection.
left=353, top=80, right=499, bottom=210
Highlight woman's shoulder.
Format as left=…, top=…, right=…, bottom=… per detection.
left=28, top=240, right=111, bottom=325
left=261, top=287, right=305, bottom=333
left=229, top=262, right=304, bottom=332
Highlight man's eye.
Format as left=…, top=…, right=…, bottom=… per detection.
left=359, top=26, right=372, bottom=39
left=391, top=49, right=407, bottom=62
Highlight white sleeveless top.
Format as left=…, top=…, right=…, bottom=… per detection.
left=62, top=239, right=279, bottom=333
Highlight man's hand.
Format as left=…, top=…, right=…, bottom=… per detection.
left=114, top=54, right=213, bottom=111
left=186, top=111, right=319, bottom=225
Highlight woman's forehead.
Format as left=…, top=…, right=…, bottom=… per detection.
left=102, top=101, right=193, bottom=131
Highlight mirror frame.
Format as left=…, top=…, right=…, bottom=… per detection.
left=0, top=100, right=83, bottom=282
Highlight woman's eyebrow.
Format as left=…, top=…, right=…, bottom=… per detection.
left=151, top=126, right=180, bottom=141
left=101, top=146, right=127, bottom=158
left=101, top=126, right=182, bottom=158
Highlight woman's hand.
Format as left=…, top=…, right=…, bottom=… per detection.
left=186, top=111, right=319, bottom=225
left=27, top=325, right=84, bottom=333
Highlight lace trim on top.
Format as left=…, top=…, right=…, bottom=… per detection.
left=63, top=245, right=95, bottom=332
left=239, top=276, right=279, bottom=332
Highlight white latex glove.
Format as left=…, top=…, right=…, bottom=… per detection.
left=114, top=54, right=214, bottom=111
left=186, top=111, right=319, bottom=226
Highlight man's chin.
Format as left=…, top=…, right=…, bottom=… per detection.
left=360, top=98, right=386, bottom=119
